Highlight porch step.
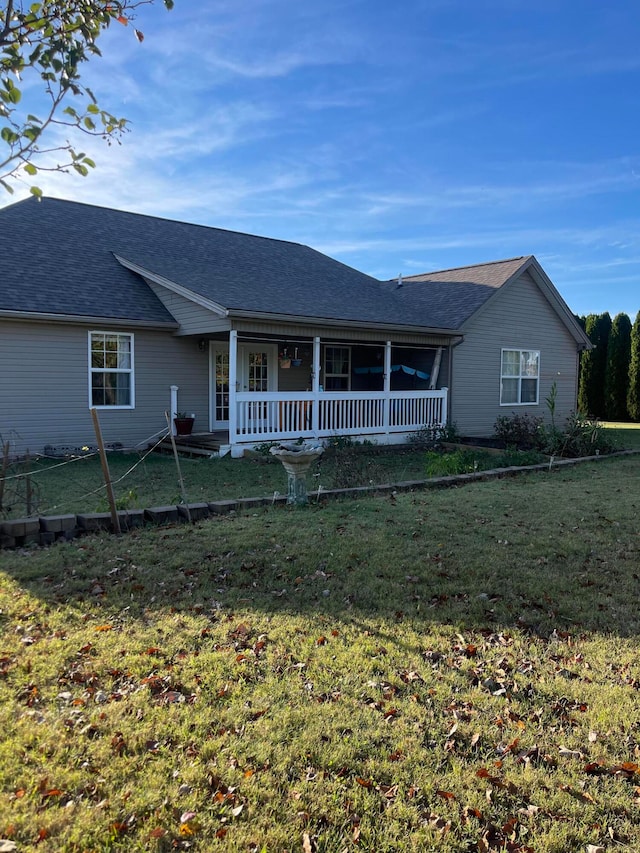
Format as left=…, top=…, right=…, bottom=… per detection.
left=155, top=431, right=228, bottom=457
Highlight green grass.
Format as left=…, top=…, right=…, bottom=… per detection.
left=1, top=456, right=640, bottom=851
left=2, top=424, right=636, bottom=520
left=0, top=447, right=430, bottom=520
left=601, top=421, right=640, bottom=449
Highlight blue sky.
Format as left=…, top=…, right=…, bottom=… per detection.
left=4, top=0, right=640, bottom=319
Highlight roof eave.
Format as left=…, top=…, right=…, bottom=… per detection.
left=227, top=308, right=459, bottom=337
left=0, top=309, right=179, bottom=329
left=525, top=257, right=593, bottom=349
left=114, top=254, right=228, bottom=317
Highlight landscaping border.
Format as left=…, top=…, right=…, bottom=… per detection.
left=1, top=449, right=638, bottom=549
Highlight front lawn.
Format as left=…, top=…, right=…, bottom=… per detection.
left=1, top=423, right=635, bottom=521
left=1, top=456, right=639, bottom=851
left=601, top=421, right=640, bottom=449
left=0, top=446, right=430, bottom=520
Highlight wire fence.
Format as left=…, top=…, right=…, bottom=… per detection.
left=0, top=426, right=176, bottom=520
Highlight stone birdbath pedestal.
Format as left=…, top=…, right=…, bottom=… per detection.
left=270, top=441, right=324, bottom=506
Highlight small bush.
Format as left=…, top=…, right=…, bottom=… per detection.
left=407, top=422, right=460, bottom=449
left=425, top=447, right=546, bottom=478
left=493, top=449, right=546, bottom=467
left=493, top=413, right=544, bottom=449
left=425, top=449, right=489, bottom=476
left=539, top=413, right=617, bottom=458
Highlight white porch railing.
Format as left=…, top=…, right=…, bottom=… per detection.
left=232, top=389, right=447, bottom=443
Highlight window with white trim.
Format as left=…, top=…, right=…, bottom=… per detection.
left=500, top=349, right=539, bottom=405
left=323, top=346, right=351, bottom=390
left=89, top=332, right=135, bottom=407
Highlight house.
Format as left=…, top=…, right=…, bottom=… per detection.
left=0, top=197, right=591, bottom=458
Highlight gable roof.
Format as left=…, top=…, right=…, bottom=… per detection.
left=393, top=256, right=591, bottom=347
left=1, top=197, right=452, bottom=332
left=0, top=197, right=587, bottom=344
left=385, top=257, right=531, bottom=329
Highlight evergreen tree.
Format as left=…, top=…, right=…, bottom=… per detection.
left=578, top=312, right=611, bottom=417
left=605, top=312, right=632, bottom=421
left=628, top=311, right=640, bottom=422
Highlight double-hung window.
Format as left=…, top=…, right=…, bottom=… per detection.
left=500, top=349, right=539, bottom=405
left=323, top=346, right=351, bottom=390
left=89, top=332, right=135, bottom=408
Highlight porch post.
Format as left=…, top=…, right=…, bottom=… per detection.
left=311, top=336, right=320, bottom=436
left=228, top=330, right=238, bottom=445
left=383, top=340, right=392, bottom=433
left=170, top=385, right=178, bottom=435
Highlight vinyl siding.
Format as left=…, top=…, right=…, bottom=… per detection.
left=450, top=271, right=579, bottom=436
left=234, top=319, right=453, bottom=347
left=146, top=280, right=230, bottom=335
left=1, top=320, right=209, bottom=457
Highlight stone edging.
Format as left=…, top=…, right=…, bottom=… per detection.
left=1, top=449, right=638, bottom=549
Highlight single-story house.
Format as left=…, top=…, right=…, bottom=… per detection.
left=0, top=197, right=591, bottom=458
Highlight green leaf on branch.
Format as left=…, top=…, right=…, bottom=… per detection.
left=1, top=127, right=20, bottom=144
left=24, top=163, right=38, bottom=176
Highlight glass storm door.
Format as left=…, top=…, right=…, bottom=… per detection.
left=239, top=344, right=277, bottom=430
left=212, top=348, right=230, bottom=429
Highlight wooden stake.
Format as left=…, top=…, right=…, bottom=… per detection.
left=165, top=411, right=192, bottom=522
left=25, top=450, right=32, bottom=516
left=90, top=408, right=121, bottom=535
left=0, top=440, right=9, bottom=511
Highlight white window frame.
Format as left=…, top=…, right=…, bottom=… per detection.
left=88, top=331, right=135, bottom=409
left=500, top=348, right=540, bottom=406
left=323, top=345, right=351, bottom=391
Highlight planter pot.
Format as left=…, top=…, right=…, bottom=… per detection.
left=291, top=358, right=302, bottom=367
left=174, top=417, right=195, bottom=436
left=279, top=358, right=291, bottom=369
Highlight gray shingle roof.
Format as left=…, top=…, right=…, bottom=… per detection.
left=0, top=197, right=531, bottom=331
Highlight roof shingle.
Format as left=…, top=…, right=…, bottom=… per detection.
left=0, top=197, right=532, bottom=331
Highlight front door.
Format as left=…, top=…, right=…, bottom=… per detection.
left=210, top=346, right=230, bottom=429
left=210, top=343, right=277, bottom=430
left=239, top=344, right=277, bottom=431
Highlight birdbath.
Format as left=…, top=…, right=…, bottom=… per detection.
left=270, top=441, right=324, bottom=505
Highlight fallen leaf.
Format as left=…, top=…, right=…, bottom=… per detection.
left=559, top=746, right=584, bottom=759
left=612, top=762, right=639, bottom=776
left=436, top=790, right=456, bottom=800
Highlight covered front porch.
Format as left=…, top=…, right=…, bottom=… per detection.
left=176, top=330, right=451, bottom=456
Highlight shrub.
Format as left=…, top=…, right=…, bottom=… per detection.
left=493, top=449, right=546, bottom=467
left=493, top=413, right=544, bottom=449
left=424, top=449, right=487, bottom=477
left=539, top=413, right=617, bottom=458
left=407, top=422, right=460, bottom=449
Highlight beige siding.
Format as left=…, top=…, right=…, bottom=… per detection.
left=1, top=320, right=210, bottom=457
left=235, top=319, right=452, bottom=347
left=450, top=271, right=580, bottom=436
left=145, top=281, right=230, bottom=335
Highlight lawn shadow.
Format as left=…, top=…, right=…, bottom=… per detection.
left=3, top=456, right=640, bottom=640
